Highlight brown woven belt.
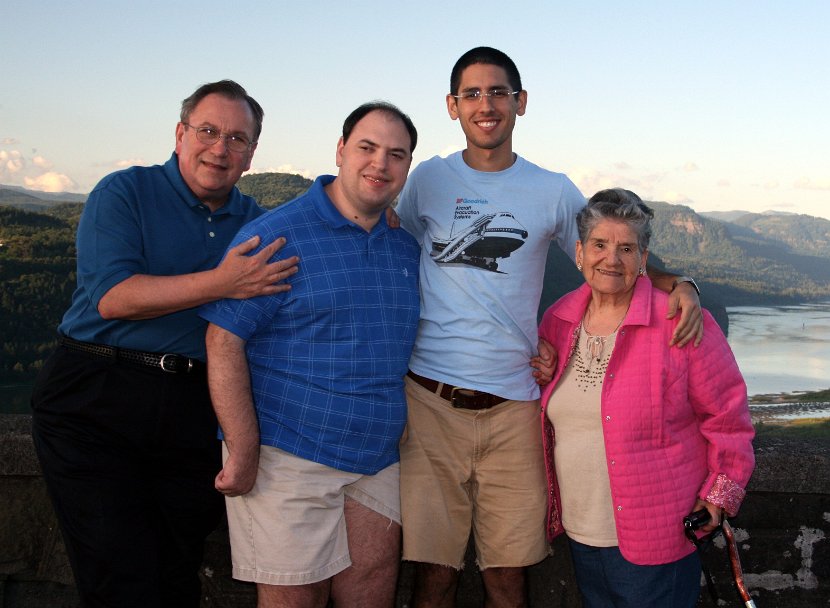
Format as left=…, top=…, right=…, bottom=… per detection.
left=406, top=370, right=507, bottom=410
left=60, top=336, right=204, bottom=374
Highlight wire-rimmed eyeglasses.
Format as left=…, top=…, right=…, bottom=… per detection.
left=450, top=88, right=520, bottom=103
left=182, top=123, right=255, bottom=153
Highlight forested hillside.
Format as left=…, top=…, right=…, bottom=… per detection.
left=648, top=201, right=830, bottom=304
left=0, top=204, right=81, bottom=378
left=237, top=173, right=312, bottom=208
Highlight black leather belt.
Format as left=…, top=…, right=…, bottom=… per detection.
left=60, top=336, right=204, bottom=374
left=406, top=370, right=507, bottom=410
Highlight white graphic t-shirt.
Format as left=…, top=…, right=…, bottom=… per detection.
left=397, top=152, right=585, bottom=400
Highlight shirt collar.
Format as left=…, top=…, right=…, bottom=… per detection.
left=309, top=175, right=390, bottom=236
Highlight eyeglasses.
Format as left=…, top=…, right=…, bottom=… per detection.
left=450, top=88, right=520, bottom=103
left=183, top=123, right=254, bottom=153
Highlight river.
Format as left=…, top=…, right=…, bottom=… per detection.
left=727, top=301, right=830, bottom=421
left=726, top=301, right=830, bottom=397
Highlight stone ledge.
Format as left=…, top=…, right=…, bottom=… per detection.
left=2, top=414, right=828, bottom=607
left=0, top=415, right=39, bottom=477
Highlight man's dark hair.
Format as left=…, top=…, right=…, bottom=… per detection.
left=450, top=47, right=522, bottom=95
left=342, top=101, right=418, bottom=153
left=180, top=79, right=265, bottom=141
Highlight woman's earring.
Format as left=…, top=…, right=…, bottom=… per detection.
left=577, top=262, right=583, bottom=271
left=639, top=267, right=646, bottom=276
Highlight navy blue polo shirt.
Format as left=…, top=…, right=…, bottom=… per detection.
left=58, top=153, right=264, bottom=360
left=200, top=176, right=421, bottom=474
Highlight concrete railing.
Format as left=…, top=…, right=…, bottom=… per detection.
left=1, top=413, right=827, bottom=607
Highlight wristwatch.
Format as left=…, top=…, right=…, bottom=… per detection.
left=671, top=276, right=700, bottom=296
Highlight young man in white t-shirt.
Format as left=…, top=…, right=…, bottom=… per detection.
left=396, top=46, right=703, bottom=608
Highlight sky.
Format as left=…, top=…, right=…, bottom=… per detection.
left=2, top=1, right=829, bottom=220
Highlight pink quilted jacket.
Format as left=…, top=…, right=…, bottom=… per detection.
left=539, top=278, right=755, bottom=565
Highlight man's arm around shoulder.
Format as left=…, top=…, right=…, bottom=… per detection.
left=646, top=265, right=703, bottom=347
left=98, top=236, right=299, bottom=320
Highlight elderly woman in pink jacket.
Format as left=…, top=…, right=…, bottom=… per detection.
left=538, top=188, right=755, bottom=607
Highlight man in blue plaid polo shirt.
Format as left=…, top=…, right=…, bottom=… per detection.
left=200, top=101, right=420, bottom=608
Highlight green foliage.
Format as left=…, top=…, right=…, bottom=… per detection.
left=0, top=205, right=80, bottom=379
left=754, top=418, right=830, bottom=439
left=237, top=172, right=313, bottom=209
left=751, top=387, right=830, bottom=404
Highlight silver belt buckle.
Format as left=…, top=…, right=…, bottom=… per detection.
left=159, top=354, right=178, bottom=373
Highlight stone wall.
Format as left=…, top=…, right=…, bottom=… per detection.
left=1, top=413, right=827, bottom=607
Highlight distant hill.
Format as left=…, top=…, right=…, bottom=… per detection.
left=727, top=212, right=830, bottom=258
left=237, top=173, right=313, bottom=208
left=647, top=201, right=830, bottom=305
left=1, top=171, right=313, bottom=213
left=0, top=185, right=87, bottom=211
left=700, top=210, right=753, bottom=223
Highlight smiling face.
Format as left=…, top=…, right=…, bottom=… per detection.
left=175, top=93, right=257, bottom=209
left=576, top=218, right=649, bottom=299
left=332, top=109, right=413, bottom=219
left=446, top=63, right=526, bottom=170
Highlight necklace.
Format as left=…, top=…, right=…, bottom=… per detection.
left=582, top=310, right=626, bottom=364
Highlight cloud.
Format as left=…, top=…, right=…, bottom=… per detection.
left=32, top=155, right=52, bottom=169
left=793, top=177, right=830, bottom=191
left=248, top=164, right=315, bottom=179
left=438, top=144, right=463, bottom=158
left=0, top=150, right=25, bottom=175
left=756, top=180, right=779, bottom=190
left=23, top=172, right=78, bottom=192
left=0, top=149, right=78, bottom=192
left=717, top=179, right=731, bottom=187
left=680, top=162, right=700, bottom=172
left=1, top=137, right=20, bottom=145
left=567, top=165, right=669, bottom=200
left=613, top=161, right=632, bottom=170
left=114, top=158, right=147, bottom=169
left=661, top=191, right=694, bottom=205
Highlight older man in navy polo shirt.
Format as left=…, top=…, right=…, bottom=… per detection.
left=201, top=101, right=420, bottom=608
left=31, top=80, right=298, bottom=608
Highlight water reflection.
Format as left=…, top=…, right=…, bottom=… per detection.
left=727, top=301, right=830, bottom=397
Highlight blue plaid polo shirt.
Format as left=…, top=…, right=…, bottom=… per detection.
left=200, top=176, right=420, bottom=474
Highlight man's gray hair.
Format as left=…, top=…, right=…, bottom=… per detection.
left=576, top=188, right=654, bottom=252
left=180, top=79, right=264, bottom=141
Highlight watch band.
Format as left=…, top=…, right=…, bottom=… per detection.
left=671, top=276, right=700, bottom=296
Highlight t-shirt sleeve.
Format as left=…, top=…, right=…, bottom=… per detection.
left=553, top=177, right=586, bottom=263
left=395, top=168, right=426, bottom=240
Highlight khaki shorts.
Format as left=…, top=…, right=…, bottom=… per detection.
left=400, top=376, right=549, bottom=570
left=224, top=444, right=400, bottom=585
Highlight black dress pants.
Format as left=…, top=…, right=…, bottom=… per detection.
left=31, top=347, right=224, bottom=608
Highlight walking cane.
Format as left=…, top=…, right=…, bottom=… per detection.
left=684, top=510, right=759, bottom=607
left=722, top=519, right=757, bottom=608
